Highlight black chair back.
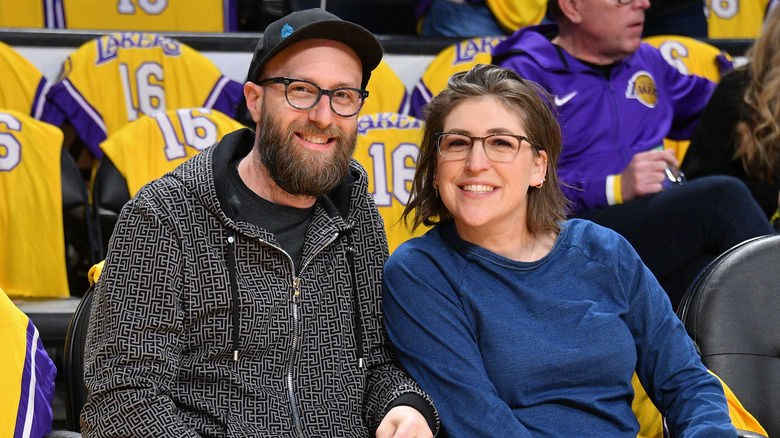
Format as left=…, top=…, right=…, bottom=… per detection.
left=677, top=235, right=780, bottom=438
left=63, top=284, right=96, bottom=432
left=61, top=149, right=99, bottom=297
left=91, top=157, right=130, bottom=259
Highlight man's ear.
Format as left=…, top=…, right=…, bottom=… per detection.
left=558, top=0, right=583, bottom=24
left=244, top=82, right=263, bottom=124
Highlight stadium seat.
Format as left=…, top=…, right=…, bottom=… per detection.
left=354, top=112, right=429, bottom=253
left=409, top=36, right=505, bottom=119
left=0, top=41, right=51, bottom=119
left=40, top=32, right=243, bottom=161
left=92, top=107, right=244, bottom=257
left=677, top=235, right=780, bottom=438
left=0, top=110, right=97, bottom=299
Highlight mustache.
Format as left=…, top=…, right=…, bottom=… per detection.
left=288, top=120, right=342, bottom=140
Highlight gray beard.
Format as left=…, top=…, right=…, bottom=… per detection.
left=257, top=110, right=356, bottom=198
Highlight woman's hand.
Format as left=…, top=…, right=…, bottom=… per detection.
left=375, top=405, right=433, bottom=438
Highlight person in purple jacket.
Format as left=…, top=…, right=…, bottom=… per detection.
left=492, top=0, right=776, bottom=308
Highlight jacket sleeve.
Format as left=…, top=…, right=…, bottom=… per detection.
left=349, top=182, right=440, bottom=435
left=619, top=237, right=736, bottom=437
left=363, top=361, right=440, bottom=434
left=81, top=191, right=200, bottom=438
left=382, top=248, right=532, bottom=437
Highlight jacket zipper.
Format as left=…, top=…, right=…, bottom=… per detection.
left=607, top=80, right=623, bottom=160
left=288, top=276, right=304, bottom=437
left=279, top=231, right=340, bottom=437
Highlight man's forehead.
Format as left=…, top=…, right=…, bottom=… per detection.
left=264, top=39, right=363, bottom=84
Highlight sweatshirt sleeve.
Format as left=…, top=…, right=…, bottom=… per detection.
left=81, top=192, right=200, bottom=438
left=618, top=236, right=736, bottom=437
left=382, top=245, right=533, bottom=437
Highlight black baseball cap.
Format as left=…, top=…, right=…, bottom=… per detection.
left=246, top=8, right=383, bottom=89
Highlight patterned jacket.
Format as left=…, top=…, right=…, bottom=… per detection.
left=82, top=128, right=438, bottom=437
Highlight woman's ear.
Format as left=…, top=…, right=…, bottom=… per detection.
left=534, top=150, right=548, bottom=185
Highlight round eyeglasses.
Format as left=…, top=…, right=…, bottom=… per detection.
left=258, top=77, right=368, bottom=117
left=436, top=132, right=537, bottom=163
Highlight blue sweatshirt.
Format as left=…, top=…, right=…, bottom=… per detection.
left=383, top=219, right=735, bottom=437
left=492, top=24, right=716, bottom=213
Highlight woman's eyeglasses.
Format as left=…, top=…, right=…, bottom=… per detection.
left=436, top=132, right=537, bottom=163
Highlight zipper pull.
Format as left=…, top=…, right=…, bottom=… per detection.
left=293, top=277, right=301, bottom=303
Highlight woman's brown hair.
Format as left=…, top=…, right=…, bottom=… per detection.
left=403, top=63, right=569, bottom=235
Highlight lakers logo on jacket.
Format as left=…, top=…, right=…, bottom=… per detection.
left=626, top=71, right=657, bottom=108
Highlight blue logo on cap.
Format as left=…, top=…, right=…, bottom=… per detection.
left=281, top=24, right=293, bottom=38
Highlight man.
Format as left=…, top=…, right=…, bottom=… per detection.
left=81, top=9, right=439, bottom=437
left=493, top=0, right=776, bottom=308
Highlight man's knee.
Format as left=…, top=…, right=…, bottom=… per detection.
left=683, top=176, right=752, bottom=209
left=698, top=175, right=751, bottom=199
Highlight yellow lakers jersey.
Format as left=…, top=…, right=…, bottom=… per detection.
left=42, top=32, right=243, bottom=159
left=0, top=287, right=57, bottom=438
left=642, top=35, right=735, bottom=161
left=631, top=371, right=767, bottom=438
left=99, top=107, right=244, bottom=197
left=0, top=1, right=54, bottom=28
left=355, top=112, right=429, bottom=253
left=706, top=0, right=778, bottom=38
left=484, top=0, right=547, bottom=34
left=0, top=110, right=69, bottom=298
left=360, top=61, right=409, bottom=118
left=642, top=35, right=734, bottom=82
left=0, top=42, right=51, bottom=119
left=0, top=0, right=236, bottom=31
left=410, top=36, right=505, bottom=118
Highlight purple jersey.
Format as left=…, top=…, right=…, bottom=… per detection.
left=493, top=24, right=716, bottom=213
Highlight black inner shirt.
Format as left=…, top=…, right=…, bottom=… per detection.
left=226, top=159, right=313, bottom=271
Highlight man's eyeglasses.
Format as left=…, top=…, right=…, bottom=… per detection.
left=436, top=132, right=537, bottom=163
left=258, top=77, right=368, bottom=117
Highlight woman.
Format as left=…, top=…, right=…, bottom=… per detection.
left=382, top=64, right=736, bottom=436
left=682, top=7, right=780, bottom=222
